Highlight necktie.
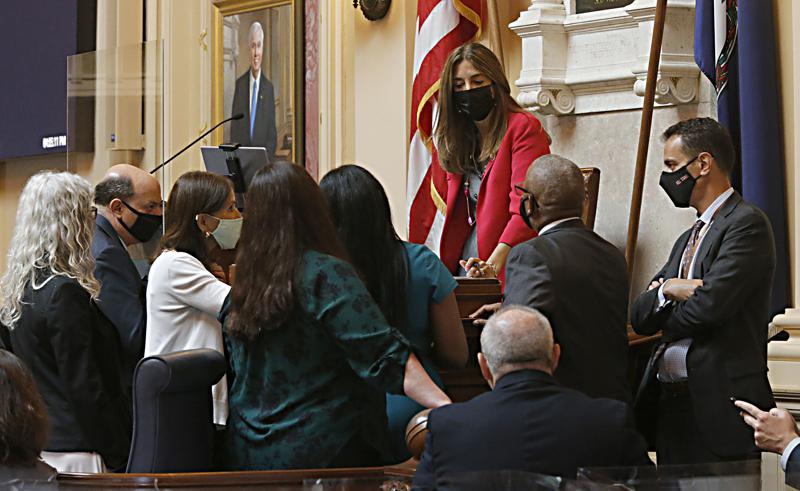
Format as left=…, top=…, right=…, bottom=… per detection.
left=679, top=219, right=705, bottom=279
left=250, top=79, right=258, bottom=141
left=657, top=218, right=706, bottom=381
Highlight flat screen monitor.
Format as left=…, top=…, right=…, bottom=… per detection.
left=0, top=1, right=96, bottom=160
left=201, top=146, right=270, bottom=208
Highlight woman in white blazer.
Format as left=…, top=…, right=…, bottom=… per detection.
left=145, top=171, right=242, bottom=426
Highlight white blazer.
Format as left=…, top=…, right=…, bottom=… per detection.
left=145, top=250, right=230, bottom=425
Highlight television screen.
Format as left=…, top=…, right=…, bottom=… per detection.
left=0, top=1, right=95, bottom=160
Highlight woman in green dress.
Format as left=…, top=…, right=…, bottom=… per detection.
left=220, top=162, right=451, bottom=470
left=320, top=165, right=467, bottom=463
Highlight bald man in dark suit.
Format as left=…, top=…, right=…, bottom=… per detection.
left=469, top=155, right=631, bottom=403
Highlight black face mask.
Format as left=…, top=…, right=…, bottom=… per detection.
left=453, top=85, right=496, bottom=122
left=519, top=194, right=538, bottom=230
left=118, top=200, right=163, bottom=243
left=659, top=164, right=697, bottom=208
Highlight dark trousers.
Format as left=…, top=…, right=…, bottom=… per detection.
left=656, top=381, right=759, bottom=466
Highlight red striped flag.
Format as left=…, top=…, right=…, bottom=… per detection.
left=407, top=0, right=482, bottom=252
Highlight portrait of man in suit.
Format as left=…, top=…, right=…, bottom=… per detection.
left=230, top=21, right=277, bottom=159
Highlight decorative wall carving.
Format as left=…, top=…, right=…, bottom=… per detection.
left=511, top=0, right=699, bottom=116
left=519, top=86, right=576, bottom=115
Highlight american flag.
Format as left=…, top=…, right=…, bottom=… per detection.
left=406, top=0, right=482, bottom=252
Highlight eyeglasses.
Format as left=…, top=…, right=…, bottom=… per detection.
left=514, top=184, right=533, bottom=197
left=514, top=184, right=539, bottom=214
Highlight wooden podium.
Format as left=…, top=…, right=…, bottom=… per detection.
left=440, top=278, right=503, bottom=402
left=443, top=277, right=661, bottom=403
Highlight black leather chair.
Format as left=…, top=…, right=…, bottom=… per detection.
left=126, top=348, right=226, bottom=473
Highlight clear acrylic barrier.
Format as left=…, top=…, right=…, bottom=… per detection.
left=66, top=40, right=164, bottom=175
left=417, top=455, right=794, bottom=490
left=66, top=41, right=165, bottom=269
left=303, top=476, right=412, bottom=490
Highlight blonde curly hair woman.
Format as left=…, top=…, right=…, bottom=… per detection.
left=0, top=171, right=131, bottom=473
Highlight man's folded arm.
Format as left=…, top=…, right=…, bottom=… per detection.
left=663, top=212, right=774, bottom=341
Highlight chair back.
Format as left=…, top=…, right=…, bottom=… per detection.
left=581, top=167, right=601, bottom=229
left=126, top=348, right=225, bottom=473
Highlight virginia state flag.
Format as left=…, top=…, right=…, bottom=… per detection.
left=695, top=0, right=789, bottom=315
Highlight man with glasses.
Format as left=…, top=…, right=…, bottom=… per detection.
left=631, top=118, right=775, bottom=464
left=469, top=154, right=631, bottom=403
left=93, top=164, right=163, bottom=393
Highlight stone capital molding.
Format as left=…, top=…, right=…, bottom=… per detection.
left=769, top=309, right=800, bottom=359
left=517, top=85, right=576, bottom=115
left=633, top=75, right=698, bottom=105
left=768, top=309, right=800, bottom=399
left=511, top=0, right=699, bottom=116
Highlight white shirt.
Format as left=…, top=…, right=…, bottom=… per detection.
left=249, top=70, right=260, bottom=118
left=145, top=250, right=231, bottom=425
left=538, top=217, right=582, bottom=235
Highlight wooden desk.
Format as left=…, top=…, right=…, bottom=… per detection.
left=58, top=463, right=416, bottom=489
left=443, top=278, right=661, bottom=402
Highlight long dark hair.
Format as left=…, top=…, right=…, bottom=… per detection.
left=320, top=165, right=407, bottom=328
left=434, top=42, right=525, bottom=174
left=0, top=350, right=49, bottom=466
left=158, top=171, right=233, bottom=268
left=227, top=162, right=348, bottom=342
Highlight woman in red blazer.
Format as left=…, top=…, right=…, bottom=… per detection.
left=434, top=43, right=550, bottom=284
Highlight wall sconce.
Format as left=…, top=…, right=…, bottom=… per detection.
left=353, top=0, right=391, bottom=21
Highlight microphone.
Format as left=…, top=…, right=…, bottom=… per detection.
left=150, top=113, right=244, bottom=175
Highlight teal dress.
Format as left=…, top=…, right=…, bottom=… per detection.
left=219, top=251, right=413, bottom=470
left=385, top=242, right=458, bottom=463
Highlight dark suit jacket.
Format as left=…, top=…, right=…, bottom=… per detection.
left=413, top=370, right=651, bottom=489
left=504, top=219, right=631, bottom=402
left=9, top=275, right=131, bottom=470
left=92, top=215, right=145, bottom=388
left=786, top=446, right=800, bottom=488
left=230, top=70, right=277, bottom=159
left=631, top=191, right=776, bottom=457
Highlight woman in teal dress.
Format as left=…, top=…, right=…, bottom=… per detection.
left=219, top=162, right=451, bottom=470
left=320, top=165, right=467, bottom=463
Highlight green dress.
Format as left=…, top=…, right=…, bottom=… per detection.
left=219, top=250, right=413, bottom=470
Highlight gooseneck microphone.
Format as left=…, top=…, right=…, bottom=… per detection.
left=150, top=113, right=244, bottom=175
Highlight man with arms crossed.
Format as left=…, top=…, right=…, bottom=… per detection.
left=632, top=118, right=775, bottom=464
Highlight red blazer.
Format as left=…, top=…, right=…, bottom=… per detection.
left=439, top=111, right=550, bottom=282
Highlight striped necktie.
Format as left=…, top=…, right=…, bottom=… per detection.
left=680, top=219, right=705, bottom=279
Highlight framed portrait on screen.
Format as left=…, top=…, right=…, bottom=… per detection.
left=212, top=0, right=305, bottom=166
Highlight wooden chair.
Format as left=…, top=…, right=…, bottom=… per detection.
left=581, top=167, right=600, bottom=229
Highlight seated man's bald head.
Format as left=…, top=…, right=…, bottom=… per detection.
left=479, top=305, right=559, bottom=384
left=524, top=154, right=585, bottom=218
